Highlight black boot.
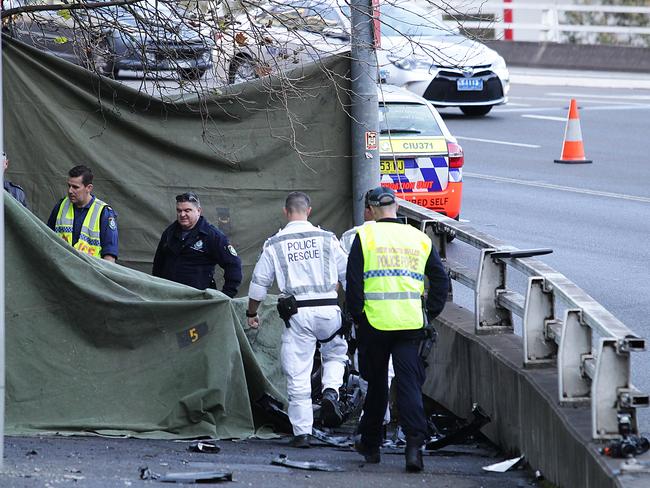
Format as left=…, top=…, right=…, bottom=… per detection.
left=354, top=439, right=381, bottom=463
left=320, top=388, right=343, bottom=427
left=288, top=434, right=311, bottom=448
left=405, top=435, right=425, bottom=472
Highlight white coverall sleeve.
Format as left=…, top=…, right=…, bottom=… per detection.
left=332, top=236, right=348, bottom=291
left=248, top=245, right=275, bottom=302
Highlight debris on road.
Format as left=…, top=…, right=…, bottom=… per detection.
left=271, top=454, right=345, bottom=472
left=311, top=428, right=353, bottom=448
left=426, top=403, right=491, bottom=451
left=188, top=441, right=221, bottom=453
left=482, top=455, right=525, bottom=472
left=139, top=466, right=233, bottom=483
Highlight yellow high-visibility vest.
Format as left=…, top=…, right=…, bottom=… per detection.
left=55, top=197, right=107, bottom=258
left=358, top=222, right=431, bottom=331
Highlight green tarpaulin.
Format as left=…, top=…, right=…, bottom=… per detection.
left=2, top=37, right=353, bottom=438
left=6, top=194, right=286, bottom=438
left=2, top=35, right=353, bottom=284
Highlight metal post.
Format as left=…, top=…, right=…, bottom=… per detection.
left=350, top=0, right=379, bottom=225
left=0, top=10, right=6, bottom=468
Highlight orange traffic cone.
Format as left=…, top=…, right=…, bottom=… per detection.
left=554, top=99, right=592, bottom=164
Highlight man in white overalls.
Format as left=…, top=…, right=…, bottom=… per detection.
left=246, top=191, right=349, bottom=448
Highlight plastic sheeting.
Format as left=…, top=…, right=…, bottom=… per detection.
left=2, top=35, right=353, bottom=438
left=2, top=35, right=353, bottom=289
left=5, top=194, right=287, bottom=438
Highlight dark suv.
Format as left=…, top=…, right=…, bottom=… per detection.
left=3, top=0, right=214, bottom=80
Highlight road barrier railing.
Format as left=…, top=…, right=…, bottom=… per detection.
left=397, top=198, right=648, bottom=440
left=418, top=1, right=650, bottom=43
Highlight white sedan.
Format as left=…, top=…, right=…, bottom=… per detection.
left=224, top=0, right=509, bottom=116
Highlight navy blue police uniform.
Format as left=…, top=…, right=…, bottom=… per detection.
left=346, top=217, right=449, bottom=453
left=152, top=216, right=242, bottom=298
left=47, top=196, right=119, bottom=259
left=4, top=180, right=28, bottom=208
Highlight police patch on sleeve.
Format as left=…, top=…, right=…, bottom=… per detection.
left=227, top=245, right=238, bottom=256
left=108, top=216, right=117, bottom=231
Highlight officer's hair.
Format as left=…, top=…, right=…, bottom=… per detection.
left=69, top=165, right=93, bottom=186
left=285, top=191, right=311, bottom=214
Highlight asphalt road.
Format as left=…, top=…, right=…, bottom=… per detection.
left=1, top=435, right=538, bottom=487
left=437, top=72, right=650, bottom=432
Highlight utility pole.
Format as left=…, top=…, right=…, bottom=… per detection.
left=350, top=0, right=379, bottom=225
left=0, top=4, right=6, bottom=469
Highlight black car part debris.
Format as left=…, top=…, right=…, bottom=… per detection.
left=271, top=454, right=345, bottom=472
left=425, top=403, right=491, bottom=451
left=188, top=441, right=221, bottom=453
left=311, top=350, right=365, bottom=426
left=311, top=428, right=353, bottom=448
left=601, top=435, right=650, bottom=458
left=255, top=394, right=293, bottom=434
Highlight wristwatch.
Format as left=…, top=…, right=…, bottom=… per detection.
left=246, top=310, right=258, bottom=318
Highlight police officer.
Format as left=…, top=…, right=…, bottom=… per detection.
left=47, top=165, right=118, bottom=262
left=346, top=186, right=449, bottom=472
left=152, top=192, right=242, bottom=298
left=3, top=152, right=28, bottom=208
left=246, top=191, right=348, bottom=448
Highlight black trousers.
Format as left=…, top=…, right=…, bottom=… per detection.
left=357, top=320, right=428, bottom=449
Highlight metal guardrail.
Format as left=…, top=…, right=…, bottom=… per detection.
left=426, top=1, right=650, bottom=43
left=396, top=198, right=649, bottom=440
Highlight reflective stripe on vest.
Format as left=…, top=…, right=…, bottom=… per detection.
left=55, top=197, right=107, bottom=258
left=267, top=229, right=338, bottom=296
left=358, top=222, right=431, bottom=331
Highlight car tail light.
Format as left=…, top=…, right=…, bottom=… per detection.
left=447, top=141, right=464, bottom=168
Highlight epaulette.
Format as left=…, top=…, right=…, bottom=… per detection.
left=7, top=181, right=24, bottom=191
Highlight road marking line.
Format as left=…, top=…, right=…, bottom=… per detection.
left=521, top=115, right=566, bottom=121
left=510, top=96, right=648, bottom=106
left=455, top=136, right=541, bottom=148
left=505, top=102, right=532, bottom=107
left=547, top=92, right=650, bottom=101
left=497, top=104, right=650, bottom=114
left=465, top=172, right=650, bottom=204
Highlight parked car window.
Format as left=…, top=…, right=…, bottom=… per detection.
left=379, top=4, right=453, bottom=37
left=379, top=103, right=445, bottom=137
left=256, top=3, right=340, bottom=33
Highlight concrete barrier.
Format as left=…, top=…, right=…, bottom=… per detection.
left=424, top=302, right=650, bottom=488
left=485, top=40, right=650, bottom=73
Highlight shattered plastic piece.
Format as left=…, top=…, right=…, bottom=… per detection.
left=311, top=428, right=353, bottom=447
left=158, top=471, right=233, bottom=483
left=188, top=441, right=221, bottom=453
left=139, top=466, right=159, bottom=480
left=255, top=394, right=293, bottom=434
left=271, top=454, right=345, bottom=472
left=426, top=403, right=491, bottom=451
left=482, top=455, right=524, bottom=472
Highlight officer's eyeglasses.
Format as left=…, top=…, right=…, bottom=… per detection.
left=176, top=192, right=199, bottom=203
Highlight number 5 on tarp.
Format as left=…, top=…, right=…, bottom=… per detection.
left=176, top=322, right=208, bottom=348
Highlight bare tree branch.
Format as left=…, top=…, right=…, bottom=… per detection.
left=2, top=0, right=147, bottom=19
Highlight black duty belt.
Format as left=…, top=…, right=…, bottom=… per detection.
left=296, top=298, right=339, bottom=308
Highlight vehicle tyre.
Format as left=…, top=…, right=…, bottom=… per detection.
left=228, top=55, right=258, bottom=85
left=179, top=68, right=207, bottom=81
left=460, top=105, right=492, bottom=117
